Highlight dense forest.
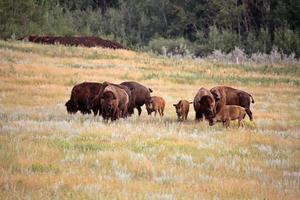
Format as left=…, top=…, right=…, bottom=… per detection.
left=0, top=0, right=299, bottom=57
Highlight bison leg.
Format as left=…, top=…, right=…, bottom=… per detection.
left=239, top=93, right=253, bottom=121
left=223, top=120, right=230, bottom=128
left=111, top=110, right=118, bottom=121
left=92, top=108, right=98, bottom=116
left=195, top=111, right=203, bottom=121
left=160, top=109, right=164, bottom=116
left=245, top=108, right=253, bottom=121
left=123, top=107, right=128, bottom=118
left=127, top=105, right=134, bottom=116
left=137, top=106, right=142, bottom=116
left=238, top=118, right=244, bottom=128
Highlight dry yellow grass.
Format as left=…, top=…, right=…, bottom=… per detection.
left=0, top=40, right=300, bottom=199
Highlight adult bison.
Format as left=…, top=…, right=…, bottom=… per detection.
left=120, top=81, right=153, bottom=116
left=91, top=82, right=134, bottom=118
left=98, top=82, right=129, bottom=121
left=65, top=82, right=103, bottom=115
left=193, top=88, right=216, bottom=122
left=210, top=86, right=255, bottom=121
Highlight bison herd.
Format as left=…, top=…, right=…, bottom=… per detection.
left=65, top=81, right=254, bottom=128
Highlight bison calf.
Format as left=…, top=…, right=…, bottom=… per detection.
left=211, top=105, right=246, bottom=128
left=173, top=100, right=192, bottom=121
left=146, top=96, right=165, bottom=117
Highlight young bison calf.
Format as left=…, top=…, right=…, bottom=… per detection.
left=146, top=96, right=165, bottom=117
left=173, top=100, right=192, bottom=121
left=211, top=105, right=246, bottom=128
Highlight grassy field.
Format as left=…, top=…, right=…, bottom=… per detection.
left=0, top=40, right=299, bottom=199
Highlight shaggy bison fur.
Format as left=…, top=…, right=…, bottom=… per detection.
left=65, top=82, right=103, bottom=115
left=120, top=81, right=153, bottom=116
left=145, top=96, right=165, bottom=117
left=99, top=83, right=129, bottom=121
left=210, top=86, right=255, bottom=121
left=211, top=105, right=247, bottom=128
left=193, top=88, right=216, bottom=122
left=173, top=100, right=192, bottom=121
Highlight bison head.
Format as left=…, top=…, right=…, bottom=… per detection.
left=65, top=100, right=78, bottom=114
left=199, top=95, right=216, bottom=121
left=145, top=97, right=153, bottom=115
left=173, top=101, right=183, bottom=116
left=101, top=91, right=117, bottom=117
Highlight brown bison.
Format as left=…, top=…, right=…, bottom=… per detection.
left=65, top=82, right=103, bottom=115
left=145, top=96, right=165, bottom=117
left=91, top=82, right=134, bottom=118
left=120, top=81, right=153, bottom=116
left=173, top=100, right=192, bottom=121
left=211, top=105, right=246, bottom=128
left=193, top=88, right=216, bottom=122
left=99, top=82, right=129, bottom=121
left=210, top=86, right=254, bottom=121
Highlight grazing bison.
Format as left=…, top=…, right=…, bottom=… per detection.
left=211, top=105, right=246, bottom=128
left=99, top=83, right=129, bottom=121
left=146, top=96, right=165, bottom=117
left=120, top=81, right=153, bottom=116
left=65, top=82, right=103, bottom=115
left=193, top=88, right=216, bottom=122
left=210, top=86, right=254, bottom=121
left=173, top=100, right=192, bottom=121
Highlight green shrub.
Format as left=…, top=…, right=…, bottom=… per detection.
left=147, top=37, right=192, bottom=56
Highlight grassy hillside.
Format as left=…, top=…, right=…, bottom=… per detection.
left=0, top=40, right=299, bottom=199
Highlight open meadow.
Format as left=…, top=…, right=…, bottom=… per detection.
left=0, top=40, right=300, bottom=199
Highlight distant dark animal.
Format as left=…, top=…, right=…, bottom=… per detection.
left=65, top=82, right=103, bottom=115
left=211, top=105, right=246, bottom=128
left=173, top=100, right=192, bottom=121
left=120, top=81, right=153, bottom=116
left=145, top=96, right=165, bottom=117
left=210, top=86, right=255, bottom=121
left=99, top=83, right=129, bottom=121
left=193, top=88, right=216, bottom=123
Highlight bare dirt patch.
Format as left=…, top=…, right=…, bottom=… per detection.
left=20, top=35, right=126, bottom=50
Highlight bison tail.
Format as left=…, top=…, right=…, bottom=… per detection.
left=149, top=88, right=153, bottom=93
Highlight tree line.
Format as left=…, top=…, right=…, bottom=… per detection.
left=0, top=0, right=299, bottom=57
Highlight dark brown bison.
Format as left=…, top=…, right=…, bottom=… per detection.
left=99, top=83, right=129, bottom=121
left=145, top=96, right=165, bottom=117
left=65, top=82, right=103, bottom=115
left=91, top=82, right=134, bottom=118
left=173, top=100, right=192, bottom=121
left=211, top=105, right=247, bottom=128
left=193, top=88, right=216, bottom=122
left=120, top=81, right=153, bottom=116
left=210, top=86, right=254, bottom=121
